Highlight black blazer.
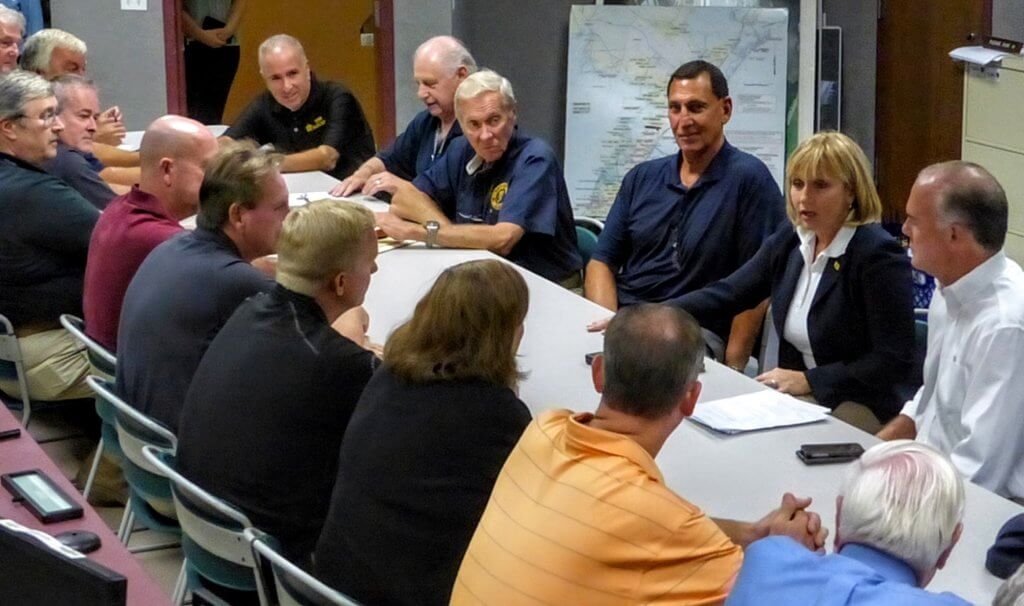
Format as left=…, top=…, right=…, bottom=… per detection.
left=672, top=222, right=916, bottom=420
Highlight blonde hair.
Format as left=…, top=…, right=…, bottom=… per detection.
left=276, top=200, right=375, bottom=296
left=454, top=69, right=515, bottom=121
left=197, top=139, right=283, bottom=230
left=384, top=260, right=528, bottom=389
left=785, top=131, right=882, bottom=227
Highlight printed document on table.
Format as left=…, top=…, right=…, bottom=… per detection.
left=689, top=391, right=830, bottom=434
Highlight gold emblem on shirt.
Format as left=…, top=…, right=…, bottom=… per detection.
left=305, top=116, right=326, bottom=133
left=490, top=182, right=509, bottom=211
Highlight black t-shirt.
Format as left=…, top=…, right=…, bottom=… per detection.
left=42, top=143, right=117, bottom=210
left=176, top=285, right=377, bottom=563
left=224, top=73, right=375, bottom=180
left=314, top=366, right=532, bottom=605
left=0, top=152, right=99, bottom=329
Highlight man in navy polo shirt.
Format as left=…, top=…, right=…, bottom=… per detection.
left=375, top=69, right=582, bottom=286
left=224, top=34, right=375, bottom=181
left=585, top=60, right=784, bottom=367
left=332, top=36, right=475, bottom=197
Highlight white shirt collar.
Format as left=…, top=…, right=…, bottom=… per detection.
left=796, top=225, right=856, bottom=267
left=465, top=155, right=486, bottom=175
left=941, top=250, right=1008, bottom=313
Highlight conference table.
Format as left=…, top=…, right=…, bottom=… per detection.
left=0, top=405, right=170, bottom=605
left=286, top=170, right=1023, bottom=603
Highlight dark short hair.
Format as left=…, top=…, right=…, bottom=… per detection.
left=666, top=60, right=729, bottom=98
left=601, top=304, right=705, bottom=419
left=196, top=139, right=283, bottom=230
left=924, top=161, right=1008, bottom=253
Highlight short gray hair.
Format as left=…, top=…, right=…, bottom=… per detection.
left=920, top=160, right=1008, bottom=253
left=414, top=36, right=477, bottom=75
left=0, top=70, right=54, bottom=120
left=839, top=440, right=964, bottom=579
left=0, top=5, right=26, bottom=32
left=454, top=69, right=516, bottom=121
left=995, top=563, right=1024, bottom=606
left=258, top=34, right=306, bottom=70
left=52, top=74, right=96, bottom=110
left=21, top=29, right=87, bottom=75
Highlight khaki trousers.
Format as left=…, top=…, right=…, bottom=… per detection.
left=0, top=328, right=92, bottom=401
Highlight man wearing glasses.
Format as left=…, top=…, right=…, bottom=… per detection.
left=0, top=70, right=99, bottom=402
left=0, top=5, right=23, bottom=74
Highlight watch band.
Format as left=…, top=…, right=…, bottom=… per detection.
left=425, top=221, right=440, bottom=248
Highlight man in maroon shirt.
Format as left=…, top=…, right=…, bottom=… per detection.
left=83, top=115, right=218, bottom=351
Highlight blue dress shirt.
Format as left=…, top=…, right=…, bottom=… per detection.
left=377, top=109, right=463, bottom=180
left=413, top=130, right=582, bottom=283
left=727, top=536, right=971, bottom=606
left=591, top=141, right=784, bottom=340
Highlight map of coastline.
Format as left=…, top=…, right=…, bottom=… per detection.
left=565, top=5, right=789, bottom=218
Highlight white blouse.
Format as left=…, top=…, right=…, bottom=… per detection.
left=782, top=225, right=856, bottom=369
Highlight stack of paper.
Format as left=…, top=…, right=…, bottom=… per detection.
left=689, top=391, right=830, bottom=434
left=288, top=192, right=390, bottom=213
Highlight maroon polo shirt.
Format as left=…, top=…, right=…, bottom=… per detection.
left=83, top=186, right=184, bottom=352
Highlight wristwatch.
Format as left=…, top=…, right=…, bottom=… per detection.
left=424, top=221, right=440, bottom=248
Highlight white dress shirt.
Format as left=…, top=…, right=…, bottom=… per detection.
left=901, top=251, right=1024, bottom=499
left=782, top=226, right=856, bottom=369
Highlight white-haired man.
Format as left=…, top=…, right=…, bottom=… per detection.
left=877, top=162, right=1024, bottom=501
left=0, top=70, right=99, bottom=402
left=376, top=69, right=582, bottom=286
left=332, top=35, right=475, bottom=197
left=0, top=5, right=24, bottom=74
left=224, top=33, right=375, bottom=180
left=21, top=28, right=131, bottom=161
left=41, top=75, right=120, bottom=209
left=727, top=440, right=969, bottom=605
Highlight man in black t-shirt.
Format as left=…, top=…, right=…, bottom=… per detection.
left=224, top=34, right=375, bottom=180
left=176, top=200, right=380, bottom=565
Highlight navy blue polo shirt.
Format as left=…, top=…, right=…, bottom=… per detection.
left=413, top=131, right=582, bottom=283
left=116, top=227, right=275, bottom=432
left=592, top=141, right=784, bottom=340
left=377, top=109, right=463, bottom=180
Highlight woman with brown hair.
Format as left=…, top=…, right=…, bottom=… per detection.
left=314, top=259, right=532, bottom=606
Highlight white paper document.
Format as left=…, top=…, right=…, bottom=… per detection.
left=689, top=391, right=830, bottom=434
left=288, top=192, right=390, bottom=213
left=949, top=46, right=1010, bottom=67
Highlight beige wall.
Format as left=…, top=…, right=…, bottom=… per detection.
left=224, top=0, right=380, bottom=146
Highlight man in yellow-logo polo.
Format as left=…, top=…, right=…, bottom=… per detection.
left=375, top=69, right=583, bottom=288
left=223, top=34, right=375, bottom=181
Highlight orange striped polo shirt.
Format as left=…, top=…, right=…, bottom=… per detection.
left=451, top=409, right=742, bottom=605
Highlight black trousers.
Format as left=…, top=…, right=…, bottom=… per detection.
left=184, top=41, right=240, bottom=125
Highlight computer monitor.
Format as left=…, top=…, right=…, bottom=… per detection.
left=0, top=520, right=126, bottom=606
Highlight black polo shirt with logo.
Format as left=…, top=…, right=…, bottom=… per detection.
left=225, top=73, right=375, bottom=180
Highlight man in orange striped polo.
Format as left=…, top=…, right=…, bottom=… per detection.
left=451, top=304, right=826, bottom=605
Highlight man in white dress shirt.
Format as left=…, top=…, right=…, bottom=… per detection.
left=878, top=161, right=1024, bottom=502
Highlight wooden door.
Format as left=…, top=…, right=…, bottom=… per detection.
left=875, top=0, right=990, bottom=220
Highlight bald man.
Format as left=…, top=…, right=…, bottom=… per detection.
left=223, top=33, right=375, bottom=180
left=333, top=35, right=475, bottom=197
left=82, top=115, right=219, bottom=351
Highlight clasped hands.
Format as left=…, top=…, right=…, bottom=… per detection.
left=756, top=492, right=828, bottom=551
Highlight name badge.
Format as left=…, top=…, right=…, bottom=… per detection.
left=305, top=116, right=326, bottom=133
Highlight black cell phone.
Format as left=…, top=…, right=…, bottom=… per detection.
left=585, top=351, right=601, bottom=365
left=796, top=442, right=865, bottom=465
left=0, top=427, right=21, bottom=441
left=1, top=469, right=84, bottom=523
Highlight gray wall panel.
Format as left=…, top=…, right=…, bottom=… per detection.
left=51, top=0, right=167, bottom=131
left=822, top=0, right=875, bottom=165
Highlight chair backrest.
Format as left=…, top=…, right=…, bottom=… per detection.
left=575, top=226, right=600, bottom=264
left=87, top=376, right=176, bottom=475
left=60, top=314, right=116, bottom=380
left=574, top=216, right=605, bottom=236
left=142, top=445, right=257, bottom=573
left=246, top=529, right=360, bottom=606
left=0, top=313, right=30, bottom=410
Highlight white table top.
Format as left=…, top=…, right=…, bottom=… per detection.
left=120, top=124, right=228, bottom=152
left=362, top=246, right=1022, bottom=604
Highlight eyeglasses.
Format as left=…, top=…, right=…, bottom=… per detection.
left=8, top=109, right=59, bottom=127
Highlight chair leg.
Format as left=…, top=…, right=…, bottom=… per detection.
left=171, top=559, right=188, bottom=605
left=117, top=500, right=135, bottom=544
left=81, top=437, right=104, bottom=499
